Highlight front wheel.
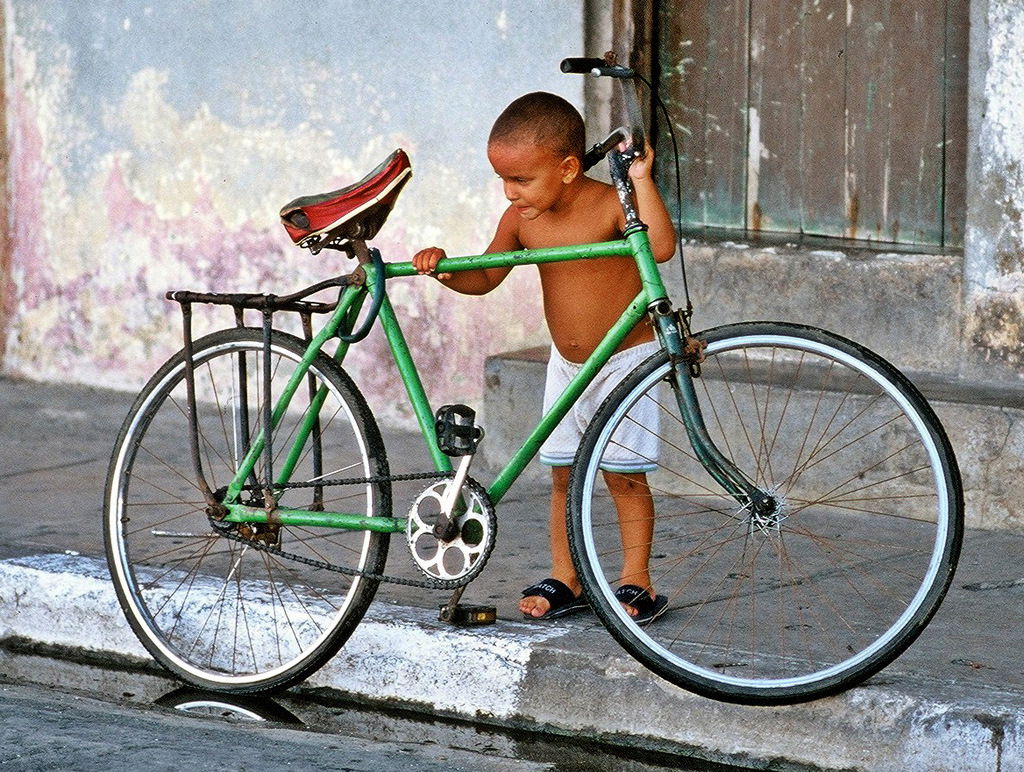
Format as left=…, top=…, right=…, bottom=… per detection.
left=104, top=328, right=391, bottom=694
left=567, top=322, right=963, bottom=704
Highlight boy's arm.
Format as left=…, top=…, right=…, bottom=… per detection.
left=412, top=206, right=520, bottom=295
left=628, top=146, right=677, bottom=263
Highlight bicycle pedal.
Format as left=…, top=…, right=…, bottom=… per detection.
left=435, top=404, right=484, bottom=456
left=438, top=603, right=497, bottom=626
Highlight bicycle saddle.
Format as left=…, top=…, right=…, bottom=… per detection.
left=279, top=148, right=412, bottom=251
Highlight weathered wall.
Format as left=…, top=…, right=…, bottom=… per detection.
left=4, top=1, right=1023, bottom=428
left=1, top=1, right=584, bottom=426
left=0, top=3, right=9, bottom=369
left=964, top=0, right=1024, bottom=377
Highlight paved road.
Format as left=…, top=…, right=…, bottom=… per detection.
left=0, top=679, right=549, bottom=772
left=0, top=654, right=729, bottom=772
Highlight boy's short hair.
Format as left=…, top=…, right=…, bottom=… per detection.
left=488, top=92, right=585, bottom=160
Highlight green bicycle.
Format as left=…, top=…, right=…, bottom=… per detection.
left=104, top=58, right=963, bottom=705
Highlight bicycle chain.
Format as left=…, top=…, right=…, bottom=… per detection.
left=208, top=469, right=475, bottom=590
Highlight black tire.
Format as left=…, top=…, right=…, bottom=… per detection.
left=568, top=322, right=963, bottom=704
left=104, top=328, right=390, bottom=694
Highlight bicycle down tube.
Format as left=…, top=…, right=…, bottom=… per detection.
left=383, top=231, right=760, bottom=508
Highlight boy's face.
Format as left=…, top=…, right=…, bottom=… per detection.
left=487, top=141, right=577, bottom=220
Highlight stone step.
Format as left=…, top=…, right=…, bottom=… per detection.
left=480, top=346, right=1024, bottom=530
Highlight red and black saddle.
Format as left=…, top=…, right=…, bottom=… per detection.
left=279, top=148, right=412, bottom=252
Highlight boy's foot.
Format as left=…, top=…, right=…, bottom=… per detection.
left=614, top=584, right=668, bottom=624
left=520, top=578, right=588, bottom=620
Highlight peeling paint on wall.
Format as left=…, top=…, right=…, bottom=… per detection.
left=3, top=2, right=584, bottom=427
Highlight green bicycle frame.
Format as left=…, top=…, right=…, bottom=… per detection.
left=219, top=227, right=756, bottom=532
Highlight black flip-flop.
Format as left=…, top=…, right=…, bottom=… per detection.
left=614, top=584, right=668, bottom=624
left=521, top=578, right=588, bottom=620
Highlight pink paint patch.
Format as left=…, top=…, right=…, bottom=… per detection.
left=103, top=159, right=162, bottom=239
left=9, top=64, right=49, bottom=310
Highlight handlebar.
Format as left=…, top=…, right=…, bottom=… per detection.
left=560, top=56, right=646, bottom=170
left=560, top=57, right=636, bottom=79
left=559, top=57, right=611, bottom=74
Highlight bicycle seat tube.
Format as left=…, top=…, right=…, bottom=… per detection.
left=221, top=269, right=372, bottom=507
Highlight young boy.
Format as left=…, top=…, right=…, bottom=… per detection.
left=413, top=91, right=676, bottom=622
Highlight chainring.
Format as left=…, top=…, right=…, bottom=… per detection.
left=406, top=476, right=496, bottom=584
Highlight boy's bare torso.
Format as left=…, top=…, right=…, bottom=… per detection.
left=512, top=177, right=654, bottom=363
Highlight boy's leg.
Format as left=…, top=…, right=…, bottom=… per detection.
left=519, top=465, right=582, bottom=618
left=602, top=470, right=655, bottom=613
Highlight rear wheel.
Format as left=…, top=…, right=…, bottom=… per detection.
left=104, top=328, right=390, bottom=694
left=568, top=322, right=963, bottom=704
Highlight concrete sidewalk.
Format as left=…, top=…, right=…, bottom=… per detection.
left=1, top=375, right=1023, bottom=770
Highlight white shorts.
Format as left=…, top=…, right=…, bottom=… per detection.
left=539, top=340, right=660, bottom=473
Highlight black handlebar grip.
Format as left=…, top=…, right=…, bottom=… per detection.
left=560, top=57, right=608, bottom=74
left=582, top=128, right=630, bottom=171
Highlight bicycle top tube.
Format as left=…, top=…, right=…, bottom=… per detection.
left=383, top=239, right=627, bottom=276
left=382, top=234, right=669, bottom=307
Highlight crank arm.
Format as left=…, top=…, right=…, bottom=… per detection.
left=432, top=454, right=474, bottom=541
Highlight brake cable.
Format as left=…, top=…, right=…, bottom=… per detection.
left=636, top=72, right=693, bottom=326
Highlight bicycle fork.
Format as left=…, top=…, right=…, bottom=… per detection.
left=649, top=302, right=778, bottom=519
